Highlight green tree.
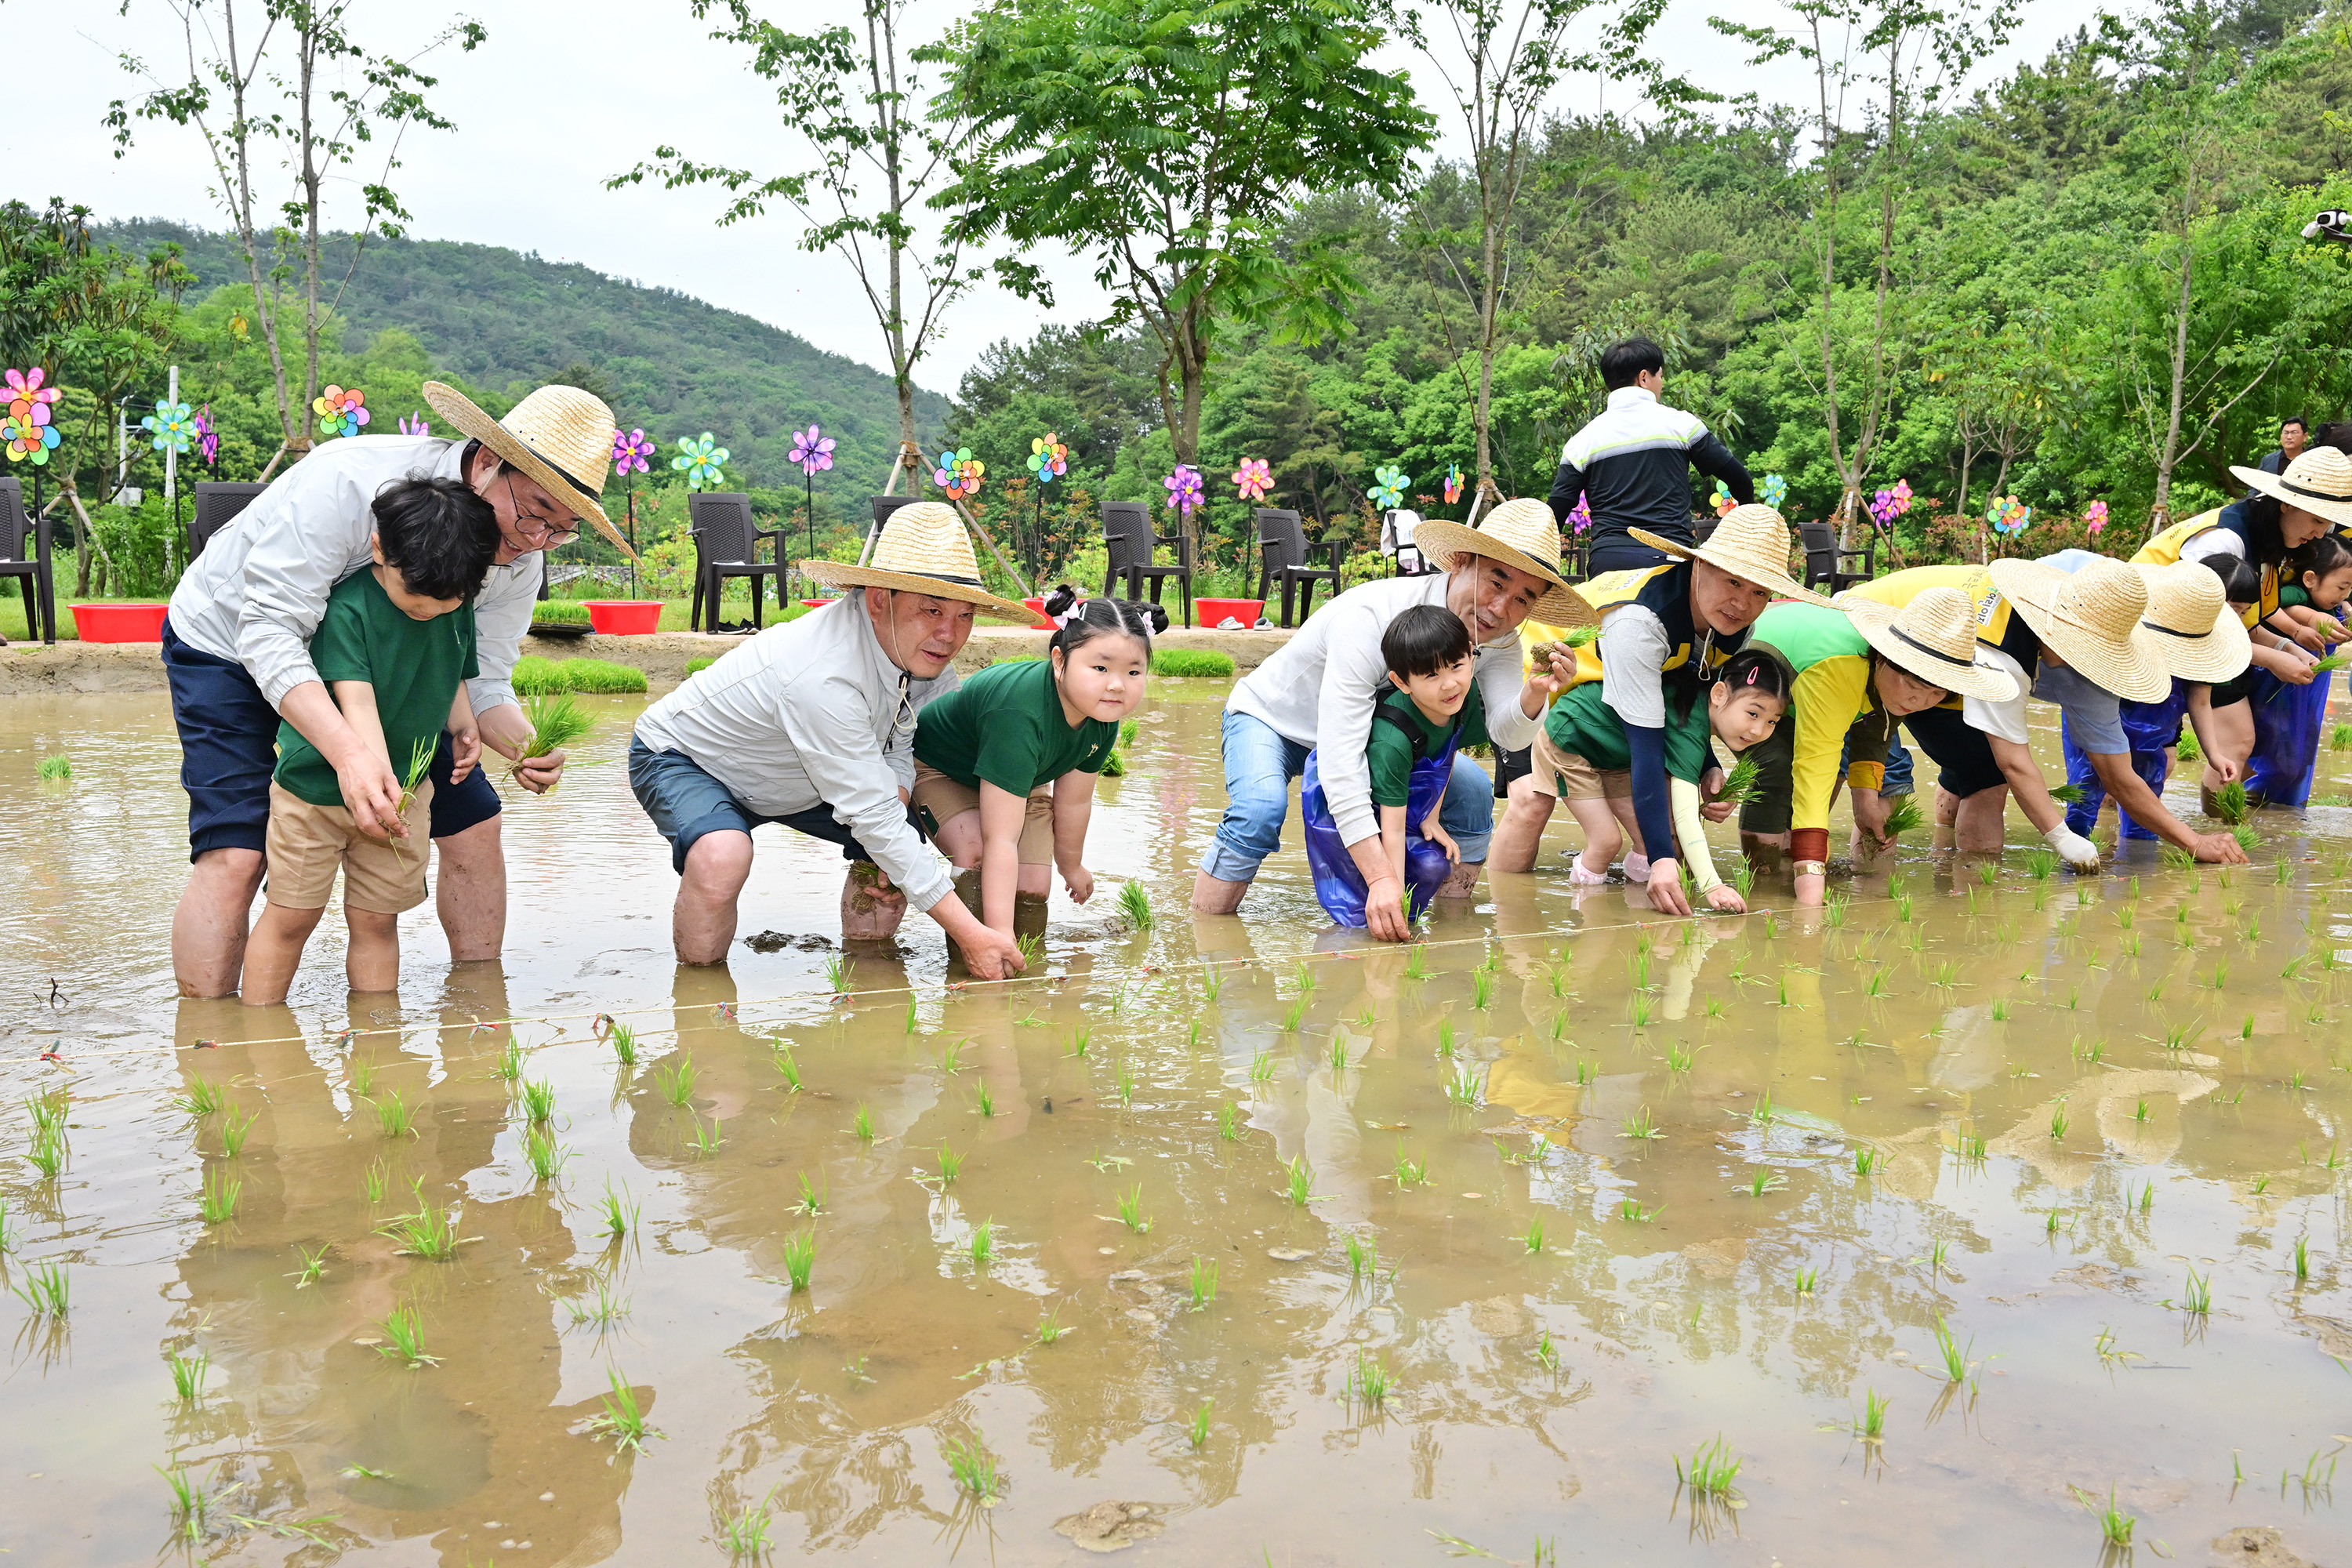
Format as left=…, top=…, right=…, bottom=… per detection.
left=927, top=0, right=1434, bottom=557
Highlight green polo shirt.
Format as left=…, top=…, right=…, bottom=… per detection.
left=274, top=568, right=477, bottom=808
left=1543, top=679, right=1712, bottom=783
left=1366, top=684, right=1489, bottom=808
left=913, top=657, right=1117, bottom=795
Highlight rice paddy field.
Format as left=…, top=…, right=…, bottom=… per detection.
left=3, top=677, right=2350, bottom=1565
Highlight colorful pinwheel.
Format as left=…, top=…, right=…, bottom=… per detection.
left=195, top=405, right=219, bottom=465
left=143, top=397, right=197, bottom=455
left=791, top=424, right=836, bottom=477
left=2084, top=499, right=2110, bottom=537
left=1567, top=492, right=1592, bottom=535
left=673, top=432, right=731, bottom=491
left=2, top=367, right=61, bottom=467
left=1163, top=463, right=1203, bottom=518
left=1025, top=432, right=1068, bottom=486
left=1761, top=473, right=1788, bottom=510
left=1370, top=465, right=1409, bottom=510
left=1443, top=462, right=1464, bottom=506
left=1232, top=457, right=1272, bottom=503
left=313, top=384, right=368, bottom=439
left=1710, top=478, right=1738, bottom=517
left=1867, top=478, right=1915, bottom=531
left=401, top=413, right=434, bottom=437
left=1987, top=494, right=2031, bottom=537
left=931, top=448, right=983, bottom=501
left=612, top=427, right=655, bottom=474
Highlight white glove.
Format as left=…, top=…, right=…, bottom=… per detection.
left=2044, top=822, right=2101, bottom=871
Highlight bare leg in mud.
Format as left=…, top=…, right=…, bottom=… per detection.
left=840, top=859, right=908, bottom=940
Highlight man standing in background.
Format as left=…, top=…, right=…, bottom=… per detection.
left=1547, top=337, right=1753, bottom=573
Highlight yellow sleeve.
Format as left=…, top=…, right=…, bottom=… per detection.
left=1788, top=654, right=1872, bottom=835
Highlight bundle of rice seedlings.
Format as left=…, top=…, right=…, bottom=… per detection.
left=1101, top=748, right=1127, bottom=777
left=1150, top=648, right=1236, bottom=678
left=2212, top=780, right=2249, bottom=826
left=556, top=657, right=648, bottom=695
left=2175, top=724, right=2203, bottom=763
left=511, top=693, right=594, bottom=786
left=390, top=737, right=435, bottom=863
left=2050, top=783, right=2087, bottom=805
left=528, top=601, right=593, bottom=626
left=1880, top=793, right=1925, bottom=837
left=36, top=753, right=71, bottom=782
left=1709, top=754, right=1762, bottom=808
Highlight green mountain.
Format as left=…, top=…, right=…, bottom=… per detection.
left=98, top=220, right=945, bottom=491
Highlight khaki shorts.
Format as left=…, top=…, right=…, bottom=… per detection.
left=911, top=763, right=1056, bottom=865
left=265, top=780, right=434, bottom=914
left=1526, top=725, right=1632, bottom=802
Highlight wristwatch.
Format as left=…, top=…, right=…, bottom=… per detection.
left=1794, top=860, right=1828, bottom=878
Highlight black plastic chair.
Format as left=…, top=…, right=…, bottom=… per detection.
left=0, top=477, right=56, bottom=644
left=688, top=492, right=786, bottom=633
left=191, top=481, right=268, bottom=561
left=1101, top=501, right=1194, bottom=628
left=1254, top=508, right=1343, bottom=628
left=1799, top=519, right=1875, bottom=595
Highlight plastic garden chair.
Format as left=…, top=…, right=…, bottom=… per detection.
left=1254, top=507, right=1343, bottom=628
left=191, top=481, right=269, bottom=561
left=1101, top=500, right=1194, bottom=628
left=0, top=477, right=56, bottom=644
left=688, top=492, right=786, bottom=633
left=1798, top=519, right=1875, bottom=594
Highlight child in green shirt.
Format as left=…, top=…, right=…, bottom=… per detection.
left=241, top=477, right=499, bottom=1004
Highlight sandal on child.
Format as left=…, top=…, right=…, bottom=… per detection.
left=1622, top=852, right=1650, bottom=881
left=1569, top=857, right=1611, bottom=885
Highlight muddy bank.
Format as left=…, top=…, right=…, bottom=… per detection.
left=0, top=622, right=1291, bottom=695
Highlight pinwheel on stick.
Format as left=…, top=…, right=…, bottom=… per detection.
left=674, top=432, right=730, bottom=492
left=1021, top=433, right=1068, bottom=579
left=789, top=424, right=836, bottom=581
left=612, top=426, right=657, bottom=596
left=1370, top=465, right=1408, bottom=510
left=313, top=385, right=368, bottom=439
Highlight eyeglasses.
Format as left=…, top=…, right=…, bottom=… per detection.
left=505, top=470, right=581, bottom=548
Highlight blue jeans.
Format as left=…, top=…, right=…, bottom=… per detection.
left=1203, top=710, right=1494, bottom=880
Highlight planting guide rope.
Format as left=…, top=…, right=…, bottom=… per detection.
left=5, top=860, right=2343, bottom=1088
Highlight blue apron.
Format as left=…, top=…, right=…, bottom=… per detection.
left=2246, top=662, right=2333, bottom=808
left=2062, top=681, right=2187, bottom=842
left=1300, top=713, right=1464, bottom=928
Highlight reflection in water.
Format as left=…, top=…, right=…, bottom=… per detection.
left=2, top=684, right=2350, bottom=1563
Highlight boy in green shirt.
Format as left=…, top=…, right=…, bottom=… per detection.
left=241, top=477, right=501, bottom=1004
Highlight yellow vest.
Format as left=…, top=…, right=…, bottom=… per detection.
left=1842, top=564, right=2017, bottom=645
left=2132, top=511, right=2275, bottom=628
left=1522, top=563, right=1738, bottom=691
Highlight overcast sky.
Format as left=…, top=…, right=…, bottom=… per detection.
left=16, top=0, right=2107, bottom=395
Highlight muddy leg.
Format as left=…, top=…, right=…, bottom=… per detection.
left=841, top=859, right=908, bottom=940
left=173, top=847, right=266, bottom=999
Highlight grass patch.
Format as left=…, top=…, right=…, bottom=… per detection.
left=1150, top=648, right=1236, bottom=677
left=511, top=654, right=648, bottom=695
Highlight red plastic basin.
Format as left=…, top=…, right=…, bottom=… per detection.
left=1020, top=596, right=1060, bottom=630
left=1196, top=597, right=1265, bottom=628
left=71, top=603, right=169, bottom=643
left=583, top=600, right=662, bottom=636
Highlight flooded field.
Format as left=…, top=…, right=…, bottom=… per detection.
left=4, top=677, right=2350, bottom=1566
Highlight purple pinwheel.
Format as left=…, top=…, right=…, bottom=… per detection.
left=612, top=427, right=655, bottom=475
left=400, top=413, right=433, bottom=438
left=790, top=425, right=836, bottom=477
left=1163, top=463, right=1204, bottom=519
left=1567, top=492, right=1592, bottom=535
left=195, top=405, right=219, bottom=466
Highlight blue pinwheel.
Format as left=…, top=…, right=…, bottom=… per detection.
left=1370, top=465, right=1408, bottom=510
left=673, top=432, right=729, bottom=491
left=143, top=398, right=197, bottom=455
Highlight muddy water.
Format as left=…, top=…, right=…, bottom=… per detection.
left=3, top=681, right=2350, bottom=1566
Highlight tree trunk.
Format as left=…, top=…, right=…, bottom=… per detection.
left=2151, top=194, right=2198, bottom=536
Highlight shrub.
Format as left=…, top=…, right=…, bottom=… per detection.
left=1151, top=648, right=1235, bottom=678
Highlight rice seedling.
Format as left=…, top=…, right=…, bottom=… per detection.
left=1436, top=1019, right=1457, bottom=1058
left=968, top=1220, right=995, bottom=1265
left=2137, top=1182, right=2155, bottom=1214
left=1674, top=1435, right=1743, bottom=1498
left=386, top=735, right=437, bottom=863
left=490, top=1038, right=527, bottom=1083
left=1730, top=858, right=1756, bottom=896
left=1445, top=1063, right=1482, bottom=1105
left=2161, top=842, right=2195, bottom=869
left=1394, top=1147, right=1428, bottom=1185
left=1114, top=1183, right=1152, bottom=1233
left=13, top=1259, right=67, bottom=1316
left=375, top=1301, right=440, bottom=1368
left=1037, top=1307, right=1070, bottom=1345
left=361, top=1156, right=390, bottom=1203
left=158, top=1463, right=209, bottom=1539
left=1762, top=909, right=1780, bottom=939
left=609, top=1022, right=640, bottom=1067
left=198, top=1168, right=241, bottom=1224
left=2067, top=1484, right=2136, bottom=1548
left=514, top=691, right=593, bottom=781
left=1285, top=1155, right=1318, bottom=1206
left=2254, top=1174, right=2271, bottom=1193
left=167, top=1346, right=209, bottom=1402
left=1664, top=1041, right=1693, bottom=1073
left=1218, top=1103, right=1242, bottom=1141
left=1795, top=1265, right=1820, bottom=1295
left=206, top=1102, right=256, bottom=1160
left=780, top=1230, right=818, bottom=1293
left=36, top=752, right=71, bottom=782
left=1864, top=969, right=1890, bottom=999
left=1326, top=1040, right=1347, bottom=1075
left=690, top=1114, right=728, bottom=1158
left=1750, top=1090, right=1774, bottom=1125
left=1280, top=996, right=1308, bottom=1033
left=1347, top=1349, right=1393, bottom=1411
left=2212, top=779, right=2250, bottom=825
left=176, top=1076, right=223, bottom=1118
left=1293, top=958, right=1318, bottom=993
left=1705, top=996, right=1726, bottom=1018
left=1931, top=1316, right=1976, bottom=1383
left=2178, top=1268, right=2212, bottom=1315
left=974, top=1080, right=996, bottom=1117
left=1200, top=963, right=1225, bottom=1004
left=825, top=953, right=853, bottom=993
left=1189, top=1254, right=1218, bottom=1308
left=374, top=1089, right=416, bottom=1139
left=2045, top=1207, right=2067, bottom=1237
left=1958, top=1131, right=1989, bottom=1163
left=586, top=1365, right=659, bottom=1455
left=1824, top=891, right=1849, bottom=927
left=1856, top=1388, right=1889, bottom=1440
left=517, top=1077, right=558, bottom=1124
left=1991, top=997, right=2011, bottom=1021
left=1118, top=878, right=1154, bottom=931
left=656, top=1051, right=699, bottom=1109
left=1620, top=1197, right=1661, bottom=1222
left=377, top=1181, right=465, bottom=1261
left=597, top=1179, right=640, bottom=1238
left=1404, top=945, right=1433, bottom=980
left=1621, top=1106, right=1662, bottom=1141
left=1930, top=959, right=1959, bottom=989
left=2133, top=1098, right=2151, bottom=1123
left=2049, top=1105, right=2071, bottom=1141
left=2025, top=845, right=2058, bottom=880
left=719, top=1490, right=779, bottom=1559
left=904, top=995, right=920, bottom=1035
left=1741, top=1170, right=1785, bottom=1198
left=1345, top=1232, right=1377, bottom=1282
left=1472, top=969, right=1495, bottom=1010
left=943, top=1435, right=1004, bottom=1497
left=1534, top=1329, right=1560, bottom=1373
left=1853, top=1145, right=1880, bottom=1177
left=1629, top=995, right=1656, bottom=1027
left=1573, top=1057, right=1598, bottom=1087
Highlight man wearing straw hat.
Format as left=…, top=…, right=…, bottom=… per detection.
left=1192, top=499, right=1593, bottom=942
left=628, top=501, right=1030, bottom=978
left=1494, top=503, right=1828, bottom=915
left=163, top=379, right=635, bottom=997
left=1733, top=586, right=2019, bottom=906
left=1845, top=554, right=2250, bottom=867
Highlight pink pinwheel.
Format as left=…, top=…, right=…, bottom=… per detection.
left=2084, top=499, right=2110, bottom=536
left=790, top=424, right=837, bottom=477
left=1232, top=457, right=1272, bottom=503
left=401, top=413, right=434, bottom=438
left=612, top=427, right=655, bottom=474
left=1163, top=463, right=1203, bottom=518
left=1567, top=493, right=1592, bottom=535
left=4, top=368, right=60, bottom=423
left=195, top=405, right=219, bottom=465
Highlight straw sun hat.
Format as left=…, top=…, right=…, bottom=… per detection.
left=1833, top=585, right=2020, bottom=702
left=1985, top=556, right=2170, bottom=702
left=1412, top=498, right=1596, bottom=627
left=2132, top=561, right=2252, bottom=684
left=2230, top=445, right=2352, bottom=530
left=1631, top=505, right=1832, bottom=607
left=420, top=380, right=634, bottom=557
left=800, top=502, right=1036, bottom=622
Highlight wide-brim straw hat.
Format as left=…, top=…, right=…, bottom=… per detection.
left=1986, top=556, right=2170, bottom=702
left=2132, top=560, right=2253, bottom=683
left=2230, top=445, right=2352, bottom=530
left=800, top=501, right=1036, bottom=622
left=421, top=380, right=633, bottom=557
left=1630, top=505, right=1834, bottom=608
left=1414, top=497, right=1595, bottom=627
left=1834, top=584, right=2020, bottom=702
